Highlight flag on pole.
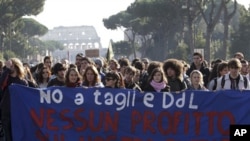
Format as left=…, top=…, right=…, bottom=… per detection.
left=106, top=39, right=114, bottom=62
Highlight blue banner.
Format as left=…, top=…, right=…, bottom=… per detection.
left=9, top=84, right=250, bottom=141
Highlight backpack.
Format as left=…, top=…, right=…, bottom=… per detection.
left=221, top=75, right=248, bottom=89
left=212, top=78, right=217, bottom=90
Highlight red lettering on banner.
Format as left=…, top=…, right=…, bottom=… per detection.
left=74, top=108, right=88, bottom=131
left=143, top=111, right=156, bottom=134
left=30, top=108, right=44, bottom=127
left=217, top=111, right=235, bottom=135
left=130, top=110, right=235, bottom=137
left=47, top=109, right=59, bottom=131
left=158, top=111, right=172, bottom=135
left=121, top=137, right=153, bottom=141
left=131, top=110, right=142, bottom=133
left=35, top=130, right=48, bottom=141
left=206, top=112, right=217, bottom=135
left=53, top=134, right=65, bottom=141
left=193, top=112, right=203, bottom=136
left=172, top=111, right=182, bottom=134
left=89, top=110, right=103, bottom=132
left=184, top=112, right=189, bottom=134
left=78, top=135, right=117, bottom=141
left=104, top=112, right=119, bottom=132
left=59, top=109, right=74, bottom=130
left=106, top=135, right=117, bottom=141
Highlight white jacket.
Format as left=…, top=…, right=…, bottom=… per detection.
left=216, top=73, right=250, bottom=90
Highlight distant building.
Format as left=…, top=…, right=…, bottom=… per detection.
left=40, top=26, right=102, bottom=63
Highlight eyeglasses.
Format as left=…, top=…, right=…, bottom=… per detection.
left=105, top=78, right=114, bottom=81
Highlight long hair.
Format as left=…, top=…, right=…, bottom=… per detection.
left=37, top=66, right=51, bottom=84
left=10, top=58, right=25, bottom=79
left=147, top=67, right=168, bottom=84
left=82, top=65, right=100, bottom=86
left=65, top=68, right=82, bottom=86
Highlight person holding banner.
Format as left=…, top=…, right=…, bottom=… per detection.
left=0, top=58, right=28, bottom=141
left=144, top=67, right=170, bottom=92
left=65, top=67, right=82, bottom=87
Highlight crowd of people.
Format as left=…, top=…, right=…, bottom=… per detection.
left=0, top=51, right=249, bottom=141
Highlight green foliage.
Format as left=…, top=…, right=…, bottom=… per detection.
left=0, top=0, right=45, bottom=27
left=44, top=40, right=64, bottom=52
left=3, top=50, right=16, bottom=60
left=231, top=8, right=250, bottom=60
left=168, top=41, right=189, bottom=61
left=19, top=18, right=48, bottom=37
left=112, top=41, right=132, bottom=57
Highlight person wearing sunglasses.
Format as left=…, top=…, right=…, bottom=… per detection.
left=104, top=71, right=124, bottom=89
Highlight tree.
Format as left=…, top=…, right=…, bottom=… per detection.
left=0, top=0, right=45, bottom=60
left=0, top=0, right=45, bottom=28
left=19, top=18, right=48, bottom=38
left=231, top=7, right=250, bottom=59
left=126, top=0, right=183, bottom=60
left=194, top=0, right=224, bottom=62
left=222, top=0, right=237, bottom=60
left=103, top=11, right=138, bottom=59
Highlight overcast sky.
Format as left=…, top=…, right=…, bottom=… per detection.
left=32, top=0, right=249, bottom=47
left=32, top=0, right=135, bottom=47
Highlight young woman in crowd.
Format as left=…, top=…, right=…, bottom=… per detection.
left=65, top=68, right=82, bottom=87
left=37, top=66, right=51, bottom=88
left=144, top=67, right=170, bottom=92
left=123, top=66, right=142, bottom=92
left=0, top=58, right=28, bottom=141
left=23, top=65, right=38, bottom=88
left=104, top=71, right=124, bottom=88
left=82, top=65, right=104, bottom=88
left=188, top=70, right=208, bottom=91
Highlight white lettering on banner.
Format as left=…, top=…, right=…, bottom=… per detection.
left=93, top=90, right=136, bottom=111
left=162, top=92, right=174, bottom=109
left=94, top=90, right=102, bottom=105
left=75, top=93, right=84, bottom=105
left=176, top=92, right=185, bottom=108
left=143, top=93, right=154, bottom=108
left=189, top=92, right=198, bottom=109
left=39, top=89, right=63, bottom=104
left=162, top=92, right=198, bottom=109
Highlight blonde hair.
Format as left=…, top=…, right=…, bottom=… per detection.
left=10, top=58, right=26, bottom=79
left=190, top=70, right=204, bottom=85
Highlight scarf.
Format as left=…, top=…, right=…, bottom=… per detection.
left=150, top=80, right=166, bottom=92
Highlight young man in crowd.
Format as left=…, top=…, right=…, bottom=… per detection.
left=186, top=52, right=210, bottom=87
left=216, top=58, right=250, bottom=90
